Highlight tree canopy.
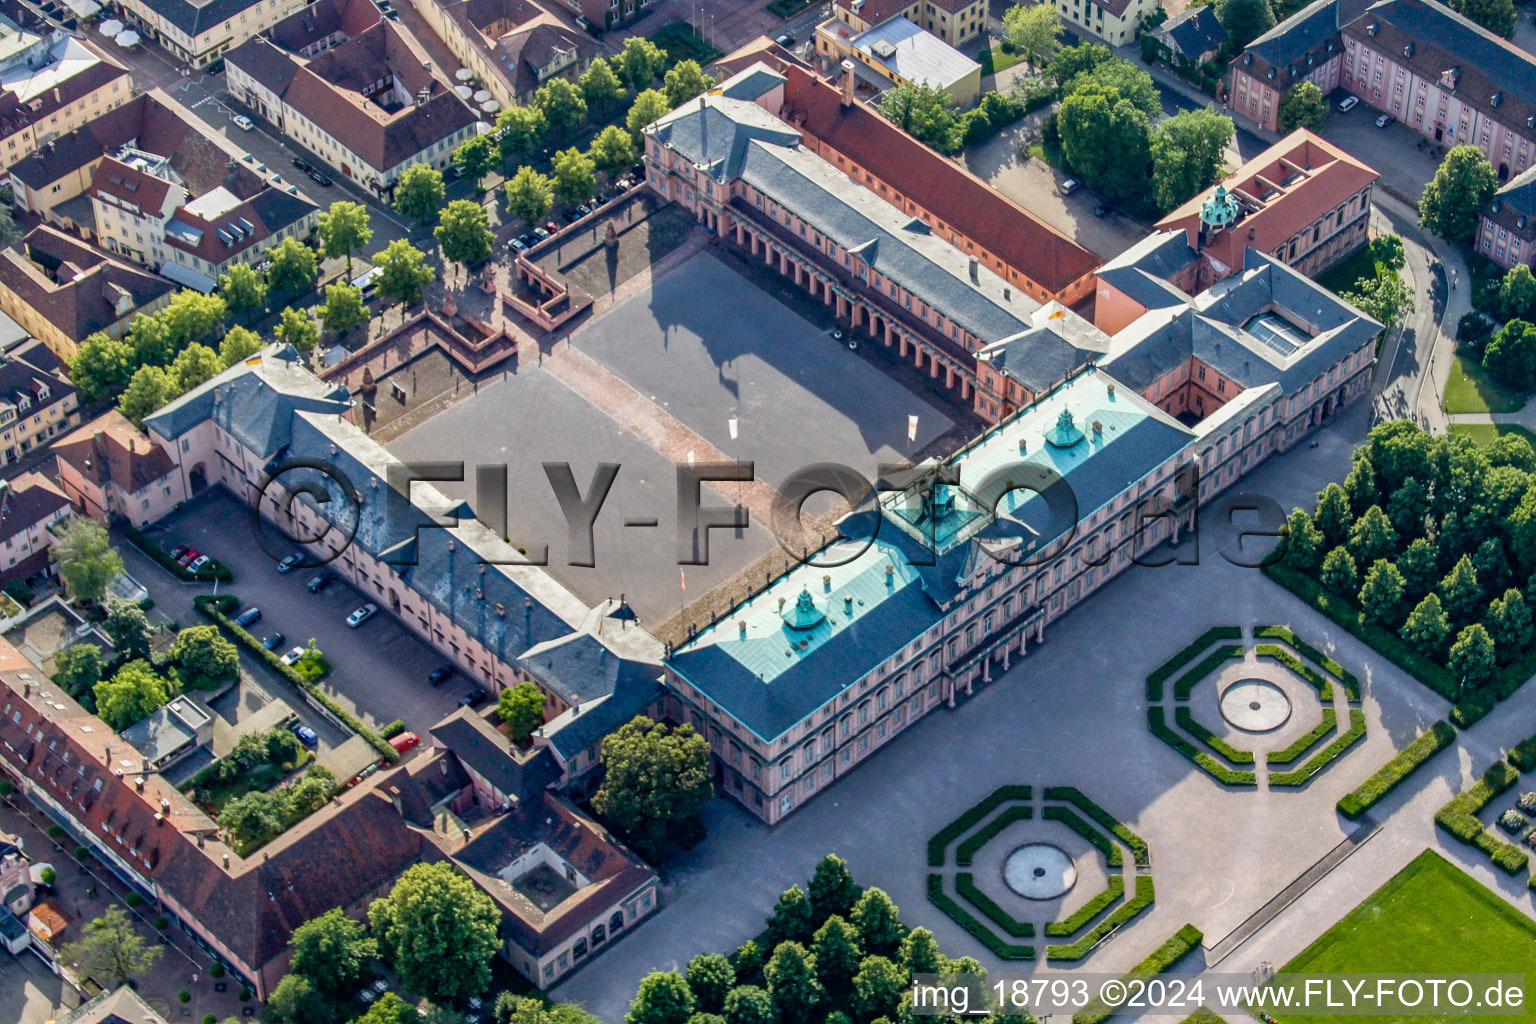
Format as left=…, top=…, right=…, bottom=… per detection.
left=395, top=164, right=446, bottom=224
left=368, top=863, right=501, bottom=1002
left=592, top=717, right=713, bottom=860
left=1277, top=81, right=1327, bottom=132
left=435, top=199, right=495, bottom=266
left=1419, top=145, right=1498, bottom=241
left=55, top=518, right=122, bottom=603
left=59, top=906, right=162, bottom=988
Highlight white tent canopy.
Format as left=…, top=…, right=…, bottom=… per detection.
left=114, top=29, right=140, bottom=47
left=98, top=17, right=122, bottom=34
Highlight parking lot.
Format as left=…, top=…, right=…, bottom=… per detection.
left=129, top=490, right=477, bottom=741
left=1317, top=97, right=1445, bottom=203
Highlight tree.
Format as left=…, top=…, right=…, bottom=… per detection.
left=1151, top=107, right=1234, bottom=211
left=171, top=625, right=238, bottom=688
left=851, top=956, right=905, bottom=1022
left=581, top=57, right=624, bottom=116
left=59, top=906, right=162, bottom=989
left=899, top=927, right=943, bottom=975
left=732, top=940, right=764, bottom=983
left=498, top=681, right=545, bottom=742
left=1419, top=145, right=1498, bottom=241
left=1069, top=59, right=1161, bottom=117
left=1499, top=263, right=1536, bottom=322
left=118, top=365, right=176, bottom=427
left=1315, top=483, right=1353, bottom=548
left=1482, top=319, right=1536, bottom=393
left=618, top=37, right=667, bottom=90
left=812, top=915, right=862, bottom=995
left=171, top=343, right=222, bottom=392
left=1448, top=623, right=1498, bottom=690
left=850, top=887, right=903, bottom=956
left=1282, top=508, right=1323, bottom=570
left=1369, top=234, right=1407, bottom=273
left=1345, top=268, right=1414, bottom=333
left=104, top=596, right=152, bottom=657
left=395, top=163, right=446, bottom=225
left=53, top=643, right=103, bottom=697
left=1215, top=0, right=1276, bottom=48
left=1046, top=41, right=1113, bottom=88
left=550, top=147, right=597, bottom=206
left=435, top=199, right=494, bottom=267
left=722, top=987, right=773, bottom=1024
left=1401, top=592, right=1450, bottom=655
left=453, top=135, right=499, bottom=191
left=368, top=862, right=501, bottom=1003
left=161, top=291, right=227, bottom=348
left=266, top=973, right=336, bottom=1024
left=1439, top=554, right=1483, bottom=623
left=767, top=884, right=815, bottom=946
left=764, top=942, right=821, bottom=1023
left=1058, top=84, right=1151, bottom=205
left=1397, top=536, right=1439, bottom=600
left=352, top=993, right=413, bottom=1024
left=685, top=954, right=735, bottom=1016
left=220, top=326, right=263, bottom=367
left=321, top=283, right=366, bottom=334
left=54, top=518, right=122, bottom=604
left=1002, top=3, right=1061, bottom=66
left=502, top=167, right=554, bottom=228
left=808, top=853, right=860, bottom=919
left=95, top=660, right=172, bottom=730
left=319, top=201, right=372, bottom=277
left=494, top=996, right=602, bottom=1024
left=592, top=716, right=713, bottom=859
left=69, top=335, right=137, bottom=401
left=537, top=78, right=588, bottom=136
left=219, top=262, right=268, bottom=322
left=1450, top=0, right=1515, bottom=36
left=877, top=80, right=959, bottom=151
left=1346, top=504, right=1397, bottom=563
left=1385, top=476, right=1427, bottom=538
left=1487, top=588, right=1532, bottom=656
left=591, top=124, right=638, bottom=178
left=628, top=89, right=673, bottom=138
left=1320, top=546, right=1357, bottom=593
left=1359, top=559, right=1406, bottom=625
left=268, top=237, right=319, bottom=295
left=289, top=907, right=378, bottom=999
left=0, top=202, right=20, bottom=248
left=626, top=972, right=695, bottom=1024
left=1276, top=81, right=1327, bottom=132
left=495, top=105, right=547, bottom=166
left=664, top=60, right=715, bottom=107
left=126, top=312, right=173, bottom=365
left=373, top=240, right=436, bottom=307
left=276, top=307, right=319, bottom=353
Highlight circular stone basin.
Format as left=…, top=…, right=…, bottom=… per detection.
left=1002, top=843, right=1077, bottom=900
left=1220, top=678, right=1292, bottom=732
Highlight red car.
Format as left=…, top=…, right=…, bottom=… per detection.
left=177, top=548, right=200, bottom=565
left=389, top=731, right=419, bottom=752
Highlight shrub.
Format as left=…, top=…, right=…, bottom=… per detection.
left=1041, top=805, right=1121, bottom=868
left=380, top=719, right=407, bottom=740
left=1046, top=876, right=1155, bottom=961
left=1175, top=706, right=1256, bottom=764
left=1511, top=733, right=1536, bottom=771
left=1043, top=876, right=1124, bottom=936
left=1265, top=708, right=1337, bottom=767
left=926, top=874, right=1034, bottom=959
left=205, top=1015, right=218, bottom=1024
left=155, top=916, right=170, bottom=930
left=238, top=988, right=252, bottom=1002
left=1172, top=645, right=1245, bottom=700
left=955, top=873, right=1033, bottom=937
left=1337, top=721, right=1456, bottom=819
left=1269, top=709, right=1368, bottom=787
left=1071, top=924, right=1204, bottom=1024
left=209, top=962, right=226, bottom=979
left=1148, top=707, right=1258, bottom=785
left=1255, top=626, right=1362, bottom=699
left=1452, top=688, right=1497, bottom=728
left=178, top=990, right=191, bottom=1004
left=1519, top=792, right=1536, bottom=813
left=124, top=892, right=145, bottom=908
left=1144, top=627, right=1242, bottom=700
left=45, top=824, right=63, bottom=839
left=1498, top=809, right=1527, bottom=833
left=1043, top=787, right=1150, bottom=866
left=1435, top=761, right=1527, bottom=875
left=927, top=785, right=1032, bottom=865
left=956, top=805, right=1032, bottom=866
left=73, top=844, right=90, bottom=860
left=1254, top=644, right=1334, bottom=701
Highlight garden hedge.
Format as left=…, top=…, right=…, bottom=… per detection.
left=1266, top=708, right=1337, bottom=767
left=1175, top=706, right=1255, bottom=765
left=928, top=785, right=1032, bottom=866
left=1145, top=627, right=1242, bottom=701
left=123, top=524, right=232, bottom=583
left=956, top=805, right=1032, bottom=866
left=1044, top=787, right=1150, bottom=866
left=926, top=874, right=1034, bottom=959
left=1434, top=761, right=1526, bottom=874
left=1171, top=645, right=1246, bottom=701
left=1042, top=805, right=1122, bottom=868
left=1255, top=626, right=1360, bottom=700
left=1510, top=731, right=1536, bottom=772
left=1253, top=644, right=1334, bottom=701
left=1269, top=709, right=1367, bottom=787
left=1148, top=708, right=1258, bottom=786
left=1045, top=875, right=1155, bottom=961
left=1044, top=875, right=1124, bottom=937
left=1337, top=720, right=1456, bottom=819
left=955, top=872, right=1034, bottom=938
left=1071, top=924, right=1205, bottom=1024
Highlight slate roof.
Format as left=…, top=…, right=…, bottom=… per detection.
left=1151, top=3, right=1227, bottom=62
left=129, top=0, right=277, bottom=39
left=518, top=631, right=661, bottom=706
left=976, top=307, right=1111, bottom=393
left=0, top=334, right=76, bottom=421
left=1484, top=163, right=1536, bottom=242
left=0, top=224, right=176, bottom=344
left=1095, top=230, right=1199, bottom=313
left=494, top=21, right=598, bottom=97
left=429, top=708, right=558, bottom=805
left=0, top=471, right=69, bottom=543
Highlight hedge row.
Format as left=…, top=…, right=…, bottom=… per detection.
left=1451, top=646, right=1536, bottom=726
left=1265, top=709, right=1337, bottom=767
left=1046, top=875, right=1155, bottom=961
left=122, top=523, right=232, bottom=583
left=1254, top=644, right=1334, bottom=702
left=195, top=595, right=399, bottom=765
left=1042, top=805, right=1122, bottom=868
left=1510, top=731, right=1536, bottom=772
left=927, top=785, right=1032, bottom=866
left=955, top=872, right=1034, bottom=938
left=1171, top=645, right=1246, bottom=701
left=1270, top=709, right=1368, bottom=787
left=1044, top=786, right=1150, bottom=867
left=1255, top=625, right=1361, bottom=700
left=1145, top=627, right=1243, bottom=701
left=956, top=805, right=1032, bottom=866
left=1044, top=875, right=1124, bottom=937
left=1071, top=924, right=1205, bottom=1024
left=1434, top=761, right=1526, bottom=875
left=926, top=874, right=1035, bottom=960
left=1337, top=721, right=1456, bottom=820
left=1175, top=706, right=1256, bottom=765
left=1148, top=707, right=1258, bottom=786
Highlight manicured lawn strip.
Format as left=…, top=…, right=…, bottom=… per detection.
left=1071, top=923, right=1204, bottom=1024
left=1253, top=644, right=1334, bottom=701
left=1442, top=345, right=1529, bottom=414
left=928, top=784, right=1032, bottom=866
left=122, top=523, right=232, bottom=583
left=1278, top=850, right=1536, bottom=1024
left=955, top=872, right=1034, bottom=937
left=1146, top=627, right=1243, bottom=700
left=1148, top=707, right=1258, bottom=786
left=1434, top=761, right=1527, bottom=875
left=1337, top=720, right=1456, bottom=819
left=1042, top=805, right=1122, bottom=868
left=1449, top=422, right=1536, bottom=449
left=1175, top=706, right=1256, bottom=765
left=1255, top=626, right=1360, bottom=699
left=1043, top=875, right=1124, bottom=937
left=1046, top=875, right=1155, bottom=962
left=927, top=874, right=1035, bottom=959
left=1269, top=709, right=1367, bottom=787
left=956, top=805, right=1033, bottom=866
left=1171, top=645, right=1245, bottom=701
left=1044, top=786, right=1151, bottom=866
left=195, top=594, right=399, bottom=764
left=1265, top=709, right=1337, bottom=767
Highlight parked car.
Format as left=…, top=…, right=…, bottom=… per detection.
left=561, top=208, right=582, bottom=224
left=291, top=156, right=313, bottom=172
left=531, top=226, right=550, bottom=241
left=458, top=689, right=487, bottom=709
left=261, top=632, right=286, bottom=651
left=1374, top=113, right=1394, bottom=128
left=389, top=731, right=420, bottom=752
left=1060, top=178, right=1081, bottom=195
left=187, top=555, right=210, bottom=572
left=177, top=548, right=200, bottom=565
left=169, top=545, right=190, bottom=559
left=427, top=666, right=454, bottom=687
left=577, top=203, right=593, bottom=217
left=307, top=572, right=333, bottom=593
left=346, top=603, right=377, bottom=627
left=277, top=552, right=303, bottom=573
left=279, top=646, right=305, bottom=666
left=309, top=170, right=333, bottom=186
left=1337, top=96, right=1360, bottom=112
left=232, top=114, right=254, bottom=131
left=1093, top=203, right=1113, bottom=218
left=510, top=237, right=528, bottom=253
left=445, top=165, right=463, bottom=180
left=292, top=724, right=318, bottom=747
left=234, top=607, right=262, bottom=627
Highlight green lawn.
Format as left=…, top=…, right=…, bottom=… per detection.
left=978, top=44, right=1028, bottom=77
left=1449, top=422, right=1536, bottom=448
left=1315, top=247, right=1380, bottom=298
left=1277, top=850, right=1536, bottom=1023
left=652, top=22, right=723, bottom=68
left=1442, top=346, right=1531, bottom=414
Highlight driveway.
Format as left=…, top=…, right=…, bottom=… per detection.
left=1317, top=105, right=1442, bottom=206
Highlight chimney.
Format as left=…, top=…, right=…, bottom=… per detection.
left=968, top=255, right=979, bottom=283
left=1092, top=420, right=1103, bottom=436
left=222, top=853, right=230, bottom=869
left=822, top=574, right=832, bottom=592
left=141, top=758, right=149, bottom=776
left=738, top=620, right=747, bottom=639
left=844, top=596, right=853, bottom=614
left=22, top=680, right=30, bottom=698
left=839, top=60, right=855, bottom=107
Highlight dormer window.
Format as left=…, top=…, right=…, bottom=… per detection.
left=36, top=386, right=48, bottom=401
left=1491, top=92, right=1502, bottom=108
left=1243, top=53, right=1252, bottom=65
left=1367, top=21, right=1378, bottom=35
left=1439, top=67, right=1459, bottom=91
left=1403, top=42, right=1414, bottom=58
left=17, top=397, right=30, bottom=413
left=1493, top=200, right=1503, bottom=213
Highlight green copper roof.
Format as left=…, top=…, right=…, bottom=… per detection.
left=1044, top=408, right=1085, bottom=449
left=1200, top=184, right=1241, bottom=229
left=780, top=586, right=828, bottom=630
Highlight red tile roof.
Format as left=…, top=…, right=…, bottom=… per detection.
left=53, top=410, right=176, bottom=497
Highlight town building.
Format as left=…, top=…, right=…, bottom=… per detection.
left=0, top=1, right=131, bottom=173
left=120, top=696, right=214, bottom=773
left=0, top=337, right=81, bottom=464
left=56, top=987, right=168, bottom=1024
left=814, top=15, right=981, bottom=105
left=112, top=0, right=310, bottom=67
left=1053, top=0, right=1158, bottom=47
left=0, top=471, right=72, bottom=587
left=0, top=226, right=175, bottom=360
left=825, top=0, right=987, bottom=50
left=410, top=0, right=600, bottom=106
left=226, top=5, right=482, bottom=196
left=1146, top=3, right=1228, bottom=70
left=539, top=0, right=652, bottom=32
left=1477, top=164, right=1535, bottom=268
left=1156, top=129, right=1378, bottom=282
left=53, top=409, right=187, bottom=528
left=1229, top=0, right=1536, bottom=184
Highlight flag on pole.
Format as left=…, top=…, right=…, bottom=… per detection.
left=907, top=415, right=919, bottom=442
left=680, top=569, right=686, bottom=591
left=728, top=416, right=738, bottom=440
left=1048, top=308, right=1066, bottom=320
